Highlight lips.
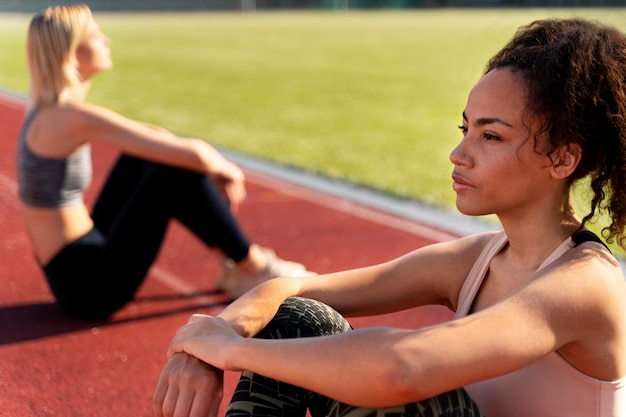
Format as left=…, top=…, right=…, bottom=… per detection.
left=451, top=172, right=475, bottom=192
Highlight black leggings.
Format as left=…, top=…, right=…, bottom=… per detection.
left=226, top=298, right=485, bottom=417
left=43, top=155, right=251, bottom=320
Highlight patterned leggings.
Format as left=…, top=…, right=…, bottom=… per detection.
left=226, top=297, right=485, bottom=417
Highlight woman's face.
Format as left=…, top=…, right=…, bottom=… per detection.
left=450, top=68, right=556, bottom=219
left=75, top=19, right=112, bottom=80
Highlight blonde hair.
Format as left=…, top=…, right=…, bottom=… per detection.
left=27, top=3, right=92, bottom=107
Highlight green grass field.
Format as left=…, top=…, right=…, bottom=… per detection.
left=1, top=8, right=625, bottom=239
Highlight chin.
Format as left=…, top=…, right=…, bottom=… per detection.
left=455, top=202, right=490, bottom=217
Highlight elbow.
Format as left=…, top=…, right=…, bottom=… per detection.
left=377, top=342, right=440, bottom=405
left=371, top=352, right=425, bottom=406
left=380, top=363, right=424, bottom=404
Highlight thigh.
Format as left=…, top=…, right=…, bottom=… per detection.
left=92, top=154, right=250, bottom=262
left=91, top=154, right=155, bottom=235
left=92, top=156, right=172, bottom=272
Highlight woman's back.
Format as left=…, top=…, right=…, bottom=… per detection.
left=17, top=107, right=94, bottom=265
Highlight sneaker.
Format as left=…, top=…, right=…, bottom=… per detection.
left=216, top=249, right=315, bottom=298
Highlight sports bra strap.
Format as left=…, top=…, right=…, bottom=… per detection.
left=571, top=230, right=610, bottom=251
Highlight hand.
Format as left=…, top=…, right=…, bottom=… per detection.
left=153, top=353, right=223, bottom=417
left=210, top=160, right=246, bottom=212
left=168, top=315, right=242, bottom=370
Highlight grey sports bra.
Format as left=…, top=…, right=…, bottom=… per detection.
left=17, top=109, right=92, bottom=208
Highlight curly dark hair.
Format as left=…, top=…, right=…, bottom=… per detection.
left=486, top=18, right=626, bottom=247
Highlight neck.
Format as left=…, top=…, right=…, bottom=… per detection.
left=67, top=80, right=91, bottom=102
left=497, top=196, right=581, bottom=270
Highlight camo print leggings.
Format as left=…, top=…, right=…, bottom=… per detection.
left=225, top=297, right=485, bottom=417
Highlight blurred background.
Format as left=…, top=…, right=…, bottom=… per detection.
left=0, top=0, right=624, bottom=12
left=1, top=1, right=624, bottom=251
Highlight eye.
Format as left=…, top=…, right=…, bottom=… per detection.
left=458, top=125, right=468, bottom=135
left=484, top=132, right=501, bottom=141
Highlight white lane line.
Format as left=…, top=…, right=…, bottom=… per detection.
left=244, top=171, right=459, bottom=242
left=149, top=266, right=221, bottom=304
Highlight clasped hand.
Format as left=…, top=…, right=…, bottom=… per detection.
left=211, top=160, right=246, bottom=212
left=168, top=314, right=242, bottom=369
left=153, top=315, right=243, bottom=417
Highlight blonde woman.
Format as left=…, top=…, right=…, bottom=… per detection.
left=155, top=18, right=626, bottom=417
left=18, top=3, right=312, bottom=320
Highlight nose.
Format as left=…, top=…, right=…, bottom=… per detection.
left=449, top=138, right=471, bottom=168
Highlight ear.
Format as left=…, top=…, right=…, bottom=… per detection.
left=551, top=143, right=582, bottom=180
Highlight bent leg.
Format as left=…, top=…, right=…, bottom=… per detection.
left=92, top=155, right=252, bottom=264
left=226, top=298, right=484, bottom=417
left=46, top=155, right=254, bottom=319
left=226, top=298, right=352, bottom=417
left=97, top=157, right=251, bottom=298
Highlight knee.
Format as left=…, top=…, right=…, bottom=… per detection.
left=257, top=297, right=352, bottom=340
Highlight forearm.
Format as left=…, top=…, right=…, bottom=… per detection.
left=217, top=276, right=303, bottom=337
left=228, top=326, right=422, bottom=408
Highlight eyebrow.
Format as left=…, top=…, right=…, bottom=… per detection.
left=462, top=111, right=514, bottom=128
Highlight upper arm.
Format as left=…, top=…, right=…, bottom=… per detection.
left=298, top=232, right=497, bottom=317
left=393, top=247, right=625, bottom=399
left=383, top=289, right=562, bottom=400
left=76, top=103, right=213, bottom=169
left=35, top=103, right=217, bottom=173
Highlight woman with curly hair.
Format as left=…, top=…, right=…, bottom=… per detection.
left=154, top=18, right=626, bottom=417
left=18, top=3, right=314, bottom=320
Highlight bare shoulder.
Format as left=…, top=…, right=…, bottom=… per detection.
left=540, top=241, right=623, bottom=295
left=442, top=230, right=500, bottom=254
left=392, top=231, right=501, bottom=308
left=38, top=101, right=130, bottom=129
left=33, top=101, right=105, bottom=122
left=522, top=241, right=624, bottom=317
left=397, top=231, right=499, bottom=280
left=408, top=231, right=500, bottom=270
left=530, top=242, right=626, bottom=379
left=25, top=103, right=96, bottom=155
left=32, top=101, right=147, bottom=150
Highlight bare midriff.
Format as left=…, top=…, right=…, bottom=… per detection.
left=21, top=204, right=93, bottom=267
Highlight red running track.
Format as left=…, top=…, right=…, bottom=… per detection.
left=0, top=93, right=455, bottom=417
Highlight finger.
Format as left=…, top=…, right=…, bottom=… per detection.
left=188, top=314, right=210, bottom=323
left=208, top=403, right=220, bottom=417
left=189, top=392, right=219, bottom=417
left=187, top=381, right=222, bottom=417
left=230, top=184, right=246, bottom=208
left=153, top=370, right=170, bottom=417
left=172, top=387, right=194, bottom=417
left=154, top=381, right=179, bottom=417
left=167, top=337, right=184, bottom=358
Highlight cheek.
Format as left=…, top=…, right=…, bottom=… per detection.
left=458, top=158, right=527, bottom=209
left=76, top=43, right=110, bottom=73
left=76, top=45, right=94, bottom=66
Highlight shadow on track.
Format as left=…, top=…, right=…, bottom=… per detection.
left=0, top=289, right=230, bottom=345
